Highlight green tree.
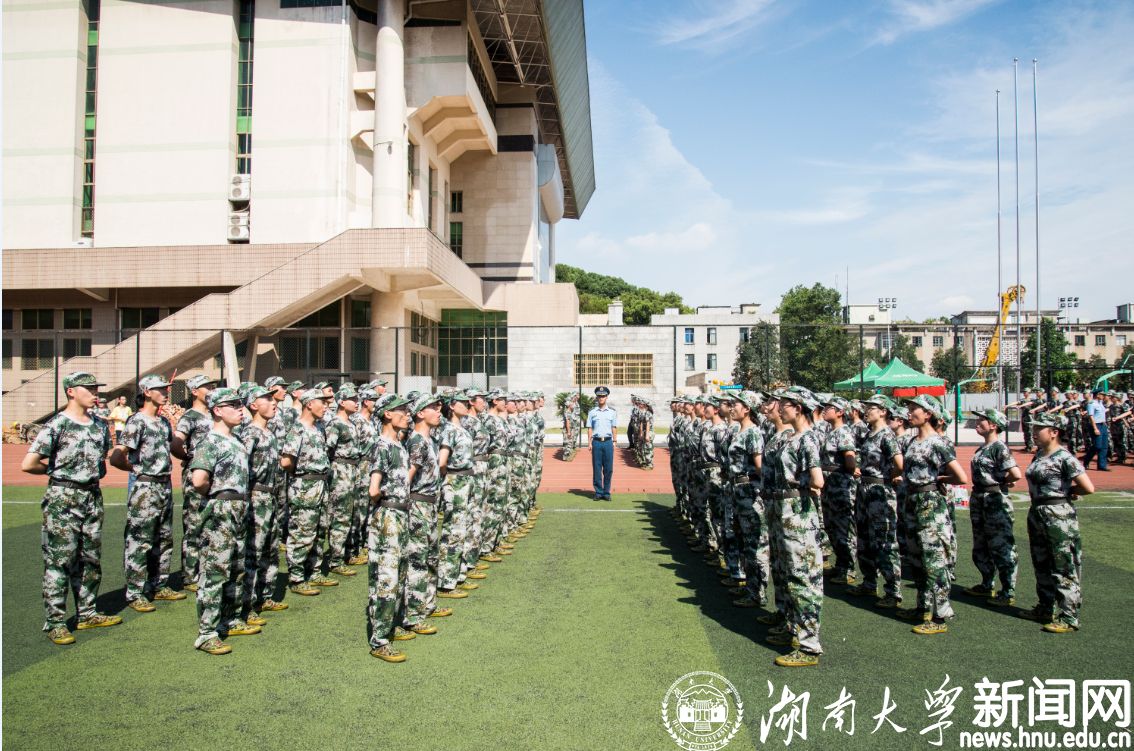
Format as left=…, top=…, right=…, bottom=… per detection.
left=1019, top=318, right=1080, bottom=390
left=777, top=284, right=858, bottom=390
left=930, top=344, right=970, bottom=389
left=732, top=322, right=788, bottom=390
left=557, top=263, right=694, bottom=325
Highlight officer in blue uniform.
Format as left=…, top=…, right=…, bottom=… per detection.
left=588, top=386, right=617, bottom=501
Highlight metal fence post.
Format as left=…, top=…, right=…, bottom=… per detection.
left=858, top=324, right=864, bottom=394
left=672, top=325, right=677, bottom=395
left=305, top=328, right=311, bottom=386
left=54, top=331, right=60, bottom=414
left=393, top=327, right=400, bottom=393
left=135, top=329, right=142, bottom=389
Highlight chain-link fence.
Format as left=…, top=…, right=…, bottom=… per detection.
left=4, top=321, right=1132, bottom=435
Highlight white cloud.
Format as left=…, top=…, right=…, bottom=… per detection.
left=653, top=0, right=780, bottom=51
left=873, top=0, right=999, bottom=45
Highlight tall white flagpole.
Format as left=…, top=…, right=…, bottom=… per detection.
left=1013, top=58, right=1022, bottom=398
left=1033, top=59, right=1042, bottom=392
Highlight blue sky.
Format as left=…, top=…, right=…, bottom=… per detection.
left=555, top=0, right=1134, bottom=323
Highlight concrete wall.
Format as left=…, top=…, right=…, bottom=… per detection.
left=2, top=0, right=88, bottom=247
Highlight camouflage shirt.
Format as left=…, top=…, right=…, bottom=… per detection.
left=1025, top=448, right=1084, bottom=501
left=122, top=412, right=173, bottom=476
left=700, top=421, right=726, bottom=465
left=726, top=424, right=764, bottom=481
left=189, top=431, right=249, bottom=496
left=281, top=421, right=330, bottom=474
left=859, top=426, right=900, bottom=480
left=772, top=429, right=821, bottom=492
left=902, top=434, right=956, bottom=486
left=351, top=412, right=378, bottom=461
left=461, top=414, right=491, bottom=457
left=761, top=427, right=792, bottom=490
left=240, top=423, right=279, bottom=487
left=970, top=439, right=1017, bottom=487
left=480, top=413, right=509, bottom=453
left=821, top=424, right=857, bottom=471
left=29, top=412, right=111, bottom=484
left=176, top=408, right=212, bottom=461
left=326, top=417, right=361, bottom=461
left=440, top=421, right=474, bottom=472
left=371, top=435, right=410, bottom=504
left=265, top=407, right=291, bottom=444
left=407, top=430, right=441, bottom=496
left=503, top=416, right=525, bottom=454
left=896, top=431, right=915, bottom=455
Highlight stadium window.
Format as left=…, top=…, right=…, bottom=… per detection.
left=63, top=308, right=92, bottom=329
left=22, top=309, right=55, bottom=330
left=2, top=310, right=12, bottom=330
left=449, top=221, right=463, bottom=257
left=2, top=339, right=11, bottom=369
left=21, top=338, right=55, bottom=370
left=450, top=190, right=463, bottom=214
left=63, top=338, right=92, bottom=358
left=294, top=301, right=339, bottom=328
left=350, top=299, right=370, bottom=328
left=706, top=327, right=717, bottom=345
left=573, top=353, right=653, bottom=387
left=684, top=354, right=695, bottom=370
left=351, top=337, right=369, bottom=371
left=707, top=353, right=717, bottom=370
left=120, top=307, right=159, bottom=331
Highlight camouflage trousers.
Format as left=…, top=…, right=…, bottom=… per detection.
left=896, top=486, right=916, bottom=576
left=906, top=490, right=955, bottom=619
left=733, top=483, right=770, bottom=604
left=41, top=485, right=104, bottom=630
left=439, top=473, right=474, bottom=589
left=243, top=488, right=280, bottom=612
left=195, top=495, right=248, bottom=647
left=123, top=479, right=174, bottom=601
left=669, top=455, right=686, bottom=519
left=402, top=497, right=440, bottom=626
left=562, top=427, right=576, bottom=461
left=480, top=457, right=509, bottom=554
left=856, top=482, right=902, bottom=598
left=822, top=473, right=858, bottom=575
left=764, top=495, right=788, bottom=615
left=770, top=490, right=824, bottom=655
left=693, top=469, right=719, bottom=550
left=463, top=461, right=488, bottom=569
left=636, top=439, right=654, bottom=469
left=346, top=459, right=371, bottom=560
left=505, top=455, right=526, bottom=531
left=367, top=505, right=409, bottom=648
left=286, top=477, right=327, bottom=585
left=713, top=476, right=741, bottom=577
left=181, top=477, right=205, bottom=583
left=322, top=461, right=358, bottom=569
left=969, top=488, right=1018, bottom=596
left=1027, top=502, right=1082, bottom=628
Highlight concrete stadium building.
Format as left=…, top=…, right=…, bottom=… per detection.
left=3, top=0, right=594, bottom=422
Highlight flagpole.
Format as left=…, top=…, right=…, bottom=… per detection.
left=1013, top=58, right=1022, bottom=399
left=1033, top=58, right=1042, bottom=393
left=996, top=89, right=1003, bottom=406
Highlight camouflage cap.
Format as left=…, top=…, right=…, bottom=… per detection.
left=186, top=374, right=217, bottom=391
left=777, top=387, right=820, bottom=412
left=311, top=381, right=330, bottom=391
left=409, top=393, right=442, bottom=416
left=368, top=378, right=390, bottom=388
left=404, top=390, right=421, bottom=403
left=263, top=376, right=286, bottom=389
left=358, top=388, right=378, bottom=401
left=374, top=393, right=410, bottom=419
left=206, top=387, right=243, bottom=409
left=299, top=391, right=329, bottom=406
left=863, top=394, right=894, bottom=413
left=902, top=394, right=944, bottom=421
left=971, top=408, right=1008, bottom=430
left=734, top=390, right=763, bottom=412
left=465, top=388, right=487, bottom=399
left=1030, top=411, right=1067, bottom=430
left=820, top=395, right=849, bottom=412
left=244, top=385, right=270, bottom=406
left=487, top=389, right=506, bottom=401
left=63, top=371, right=106, bottom=389
left=444, top=390, right=472, bottom=404
left=138, top=374, right=171, bottom=391
left=336, top=384, right=359, bottom=402
left=287, top=380, right=306, bottom=393
left=237, top=381, right=256, bottom=399
left=889, top=405, right=910, bottom=421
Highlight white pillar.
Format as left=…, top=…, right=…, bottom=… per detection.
left=372, top=0, right=406, bottom=228
left=370, top=289, right=405, bottom=383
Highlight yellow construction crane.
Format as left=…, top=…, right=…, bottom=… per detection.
left=971, top=285, right=1025, bottom=392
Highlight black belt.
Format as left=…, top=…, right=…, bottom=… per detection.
left=252, top=483, right=275, bottom=493
left=409, top=492, right=437, bottom=504
left=973, top=483, right=1002, bottom=493
left=210, top=490, right=245, bottom=501
left=294, top=471, right=329, bottom=480
left=771, top=489, right=801, bottom=499
left=48, top=478, right=99, bottom=491
left=1031, top=496, right=1072, bottom=506
left=135, top=473, right=171, bottom=484
left=592, top=437, right=611, bottom=442
left=733, top=477, right=760, bottom=486
left=699, top=462, right=719, bottom=470
left=908, top=482, right=939, bottom=494
left=378, top=499, right=408, bottom=511
left=446, top=467, right=474, bottom=476
left=333, top=457, right=361, bottom=466
left=822, top=465, right=842, bottom=473
left=474, top=454, right=491, bottom=461
left=861, top=476, right=886, bottom=486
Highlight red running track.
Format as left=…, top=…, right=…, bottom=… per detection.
left=3, top=444, right=1131, bottom=494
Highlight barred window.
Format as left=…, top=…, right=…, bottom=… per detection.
left=21, top=338, right=55, bottom=370
left=63, top=338, right=92, bottom=358
left=573, top=353, right=653, bottom=387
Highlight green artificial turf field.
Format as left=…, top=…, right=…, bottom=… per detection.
left=4, top=486, right=1133, bottom=750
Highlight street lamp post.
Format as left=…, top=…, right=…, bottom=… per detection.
left=878, top=297, right=898, bottom=360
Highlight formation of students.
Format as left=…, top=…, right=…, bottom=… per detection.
left=1009, top=388, right=1132, bottom=468
left=666, top=387, right=1096, bottom=668
left=627, top=395, right=655, bottom=469
left=24, top=371, right=546, bottom=663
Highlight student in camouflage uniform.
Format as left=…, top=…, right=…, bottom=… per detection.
left=173, top=374, right=217, bottom=591
left=635, top=397, right=655, bottom=469
left=899, top=395, right=967, bottom=635
left=766, top=388, right=825, bottom=668
left=113, top=374, right=186, bottom=612
left=500, top=395, right=525, bottom=547
left=280, top=391, right=334, bottom=596
left=240, top=386, right=286, bottom=621
left=532, top=393, right=547, bottom=509
left=819, top=396, right=860, bottom=585
left=562, top=393, right=580, bottom=461
left=323, top=385, right=362, bottom=578
left=712, top=394, right=742, bottom=579
left=23, top=372, right=123, bottom=645
left=402, top=394, right=446, bottom=634
left=887, top=406, right=916, bottom=574
left=698, top=398, right=729, bottom=570
left=188, top=387, right=259, bottom=655
left=725, top=391, right=769, bottom=609
left=461, top=390, right=492, bottom=580
left=366, top=394, right=413, bottom=662
left=437, top=392, right=477, bottom=599
left=1022, top=412, right=1094, bottom=632
left=849, top=395, right=904, bottom=607
left=347, top=388, right=379, bottom=566
left=478, top=391, right=510, bottom=562
left=963, top=409, right=1021, bottom=606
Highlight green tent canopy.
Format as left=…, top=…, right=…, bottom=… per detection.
left=833, top=360, right=883, bottom=391
left=862, top=357, right=945, bottom=389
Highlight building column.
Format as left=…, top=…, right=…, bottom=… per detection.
left=370, top=289, right=405, bottom=384
left=371, top=0, right=406, bottom=228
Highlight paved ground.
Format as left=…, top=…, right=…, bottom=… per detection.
left=5, top=443, right=1131, bottom=493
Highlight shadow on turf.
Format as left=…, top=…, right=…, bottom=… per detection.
left=637, top=500, right=782, bottom=656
